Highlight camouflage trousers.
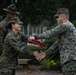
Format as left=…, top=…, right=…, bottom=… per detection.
left=62, top=60, right=76, bottom=75
left=0, top=68, right=15, bottom=75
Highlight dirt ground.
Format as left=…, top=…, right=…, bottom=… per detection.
left=16, top=65, right=63, bottom=75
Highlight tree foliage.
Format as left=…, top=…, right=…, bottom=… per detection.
left=0, top=0, right=76, bottom=25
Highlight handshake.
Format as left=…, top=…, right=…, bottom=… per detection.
left=33, top=51, right=46, bottom=61
left=28, top=36, right=46, bottom=60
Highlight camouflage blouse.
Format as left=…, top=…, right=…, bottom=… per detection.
left=36, top=20, right=76, bottom=65
left=0, top=31, right=32, bottom=69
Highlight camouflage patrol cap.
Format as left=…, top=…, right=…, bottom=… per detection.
left=3, top=4, right=20, bottom=15
left=8, top=17, right=23, bottom=29
left=54, top=8, right=69, bottom=18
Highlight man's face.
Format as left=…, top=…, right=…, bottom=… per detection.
left=7, top=13, right=16, bottom=19
left=56, top=14, right=65, bottom=24
left=12, top=23, right=22, bottom=31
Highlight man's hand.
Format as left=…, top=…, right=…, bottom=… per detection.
left=28, top=36, right=35, bottom=42
left=33, top=51, right=46, bottom=61
left=33, top=51, right=41, bottom=60
left=39, top=51, right=46, bottom=60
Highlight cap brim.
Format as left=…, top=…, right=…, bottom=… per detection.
left=54, top=14, right=60, bottom=18
left=17, top=22, right=23, bottom=25
left=3, top=8, right=20, bottom=15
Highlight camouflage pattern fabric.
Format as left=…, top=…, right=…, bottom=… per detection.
left=0, top=18, right=11, bottom=56
left=0, top=26, right=3, bottom=55
left=0, top=30, right=32, bottom=70
left=36, top=20, right=76, bottom=65
left=0, top=68, right=15, bottom=75
left=62, top=60, right=76, bottom=75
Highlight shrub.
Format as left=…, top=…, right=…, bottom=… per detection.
left=40, top=37, right=61, bottom=71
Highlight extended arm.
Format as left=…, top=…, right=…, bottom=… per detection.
left=8, top=36, right=33, bottom=55
left=34, top=40, right=59, bottom=60
left=45, top=40, right=59, bottom=55
left=36, top=24, right=67, bottom=39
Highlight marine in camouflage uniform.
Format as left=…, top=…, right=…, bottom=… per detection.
left=35, top=8, right=76, bottom=75
left=0, top=17, right=33, bottom=75
left=0, top=4, right=20, bottom=56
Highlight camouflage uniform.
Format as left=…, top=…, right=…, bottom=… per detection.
left=36, top=20, right=76, bottom=75
left=0, top=4, right=20, bottom=56
left=0, top=18, right=11, bottom=56
left=0, top=31, right=33, bottom=75
left=62, top=61, right=76, bottom=75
